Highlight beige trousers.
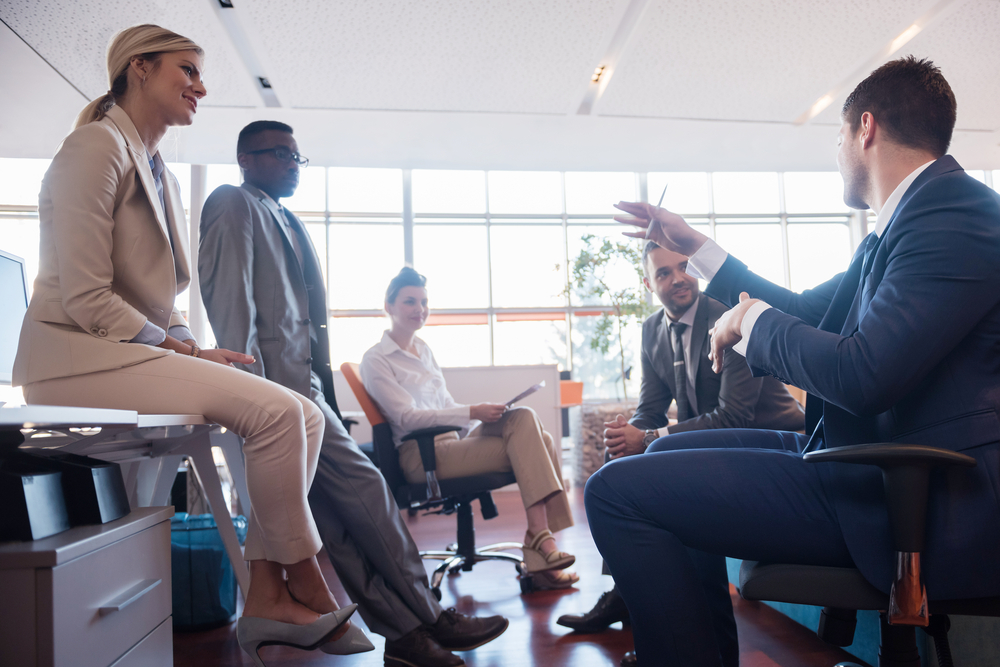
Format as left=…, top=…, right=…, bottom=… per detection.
left=24, top=353, right=324, bottom=564
left=398, top=406, right=572, bottom=533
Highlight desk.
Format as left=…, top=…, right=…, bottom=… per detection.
left=0, top=506, right=174, bottom=667
left=0, top=406, right=250, bottom=596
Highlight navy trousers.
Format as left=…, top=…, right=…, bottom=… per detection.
left=585, top=429, right=857, bottom=666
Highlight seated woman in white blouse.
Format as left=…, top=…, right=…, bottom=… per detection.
left=360, top=267, right=578, bottom=589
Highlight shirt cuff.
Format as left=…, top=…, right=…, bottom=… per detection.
left=686, top=238, right=728, bottom=281
left=168, top=325, right=195, bottom=343
left=731, top=301, right=772, bottom=357
left=657, top=426, right=670, bottom=437
left=130, top=320, right=166, bottom=345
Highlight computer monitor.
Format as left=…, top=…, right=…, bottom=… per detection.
left=0, top=248, right=29, bottom=386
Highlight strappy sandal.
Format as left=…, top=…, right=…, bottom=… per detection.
left=522, top=529, right=576, bottom=573
left=531, top=569, right=580, bottom=590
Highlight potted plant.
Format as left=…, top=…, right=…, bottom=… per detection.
left=564, top=234, right=655, bottom=483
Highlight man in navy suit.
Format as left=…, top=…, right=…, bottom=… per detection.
left=587, top=56, right=1000, bottom=666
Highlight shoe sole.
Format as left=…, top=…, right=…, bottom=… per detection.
left=555, top=618, right=630, bottom=633
left=437, top=618, right=510, bottom=652
left=384, top=656, right=465, bottom=667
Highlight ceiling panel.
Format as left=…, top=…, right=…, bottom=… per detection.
left=598, top=0, right=938, bottom=122
left=236, top=0, right=624, bottom=113
left=812, top=0, right=1000, bottom=131
left=0, top=0, right=261, bottom=108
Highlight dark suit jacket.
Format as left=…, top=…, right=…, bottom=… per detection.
left=630, top=295, right=803, bottom=435
left=705, top=155, right=1000, bottom=599
left=198, top=183, right=340, bottom=418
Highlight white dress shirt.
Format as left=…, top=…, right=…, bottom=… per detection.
left=686, top=160, right=936, bottom=357
left=360, top=330, right=472, bottom=447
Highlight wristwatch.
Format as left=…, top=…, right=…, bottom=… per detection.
left=643, top=428, right=659, bottom=448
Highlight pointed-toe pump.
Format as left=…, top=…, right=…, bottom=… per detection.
left=319, top=622, right=376, bottom=654
left=237, top=604, right=358, bottom=667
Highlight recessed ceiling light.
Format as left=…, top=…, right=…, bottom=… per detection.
left=592, top=66, right=606, bottom=83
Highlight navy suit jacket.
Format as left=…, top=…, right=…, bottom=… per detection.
left=705, top=156, right=1000, bottom=599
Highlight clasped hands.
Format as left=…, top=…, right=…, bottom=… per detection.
left=613, top=200, right=760, bottom=373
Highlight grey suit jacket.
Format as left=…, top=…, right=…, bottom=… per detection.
left=629, top=295, right=803, bottom=435
left=199, top=183, right=340, bottom=417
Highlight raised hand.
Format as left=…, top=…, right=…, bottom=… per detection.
left=613, top=201, right=709, bottom=256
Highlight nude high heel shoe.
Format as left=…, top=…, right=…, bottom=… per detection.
left=237, top=604, right=358, bottom=667
left=319, top=622, right=376, bottom=654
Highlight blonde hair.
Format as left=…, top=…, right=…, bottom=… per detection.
left=74, top=24, right=203, bottom=129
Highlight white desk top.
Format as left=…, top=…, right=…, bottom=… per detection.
left=0, top=405, right=138, bottom=429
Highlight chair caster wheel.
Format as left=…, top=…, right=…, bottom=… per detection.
left=519, top=576, right=534, bottom=595
left=432, top=587, right=442, bottom=601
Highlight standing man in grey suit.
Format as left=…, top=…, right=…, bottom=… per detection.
left=199, top=121, right=507, bottom=667
left=558, top=241, right=803, bottom=665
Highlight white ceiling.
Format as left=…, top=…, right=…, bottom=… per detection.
left=1, top=0, right=998, bottom=170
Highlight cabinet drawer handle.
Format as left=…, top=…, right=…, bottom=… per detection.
left=99, top=578, right=162, bottom=616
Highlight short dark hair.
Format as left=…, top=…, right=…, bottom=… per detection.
left=841, top=56, right=955, bottom=157
left=237, top=120, right=294, bottom=155
left=641, top=241, right=659, bottom=274
left=386, top=267, right=427, bottom=304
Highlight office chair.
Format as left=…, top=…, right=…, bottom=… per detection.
left=738, top=443, right=1000, bottom=667
left=339, top=363, right=531, bottom=598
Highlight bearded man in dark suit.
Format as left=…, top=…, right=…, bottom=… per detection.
left=588, top=57, right=1000, bottom=666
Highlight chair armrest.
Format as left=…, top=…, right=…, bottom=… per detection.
left=804, top=442, right=976, bottom=626
left=804, top=443, right=975, bottom=552
left=402, top=426, right=463, bottom=501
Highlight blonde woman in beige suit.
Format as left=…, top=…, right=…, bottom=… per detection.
left=11, top=24, right=371, bottom=666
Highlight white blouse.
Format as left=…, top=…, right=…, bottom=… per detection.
left=360, top=330, right=472, bottom=447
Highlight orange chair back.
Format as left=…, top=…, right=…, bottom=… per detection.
left=340, top=362, right=387, bottom=427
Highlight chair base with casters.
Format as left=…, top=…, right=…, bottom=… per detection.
left=738, top=443, right=1000, bottom=667
left=405, top=475, right=529, bottom=599
left=338, top=362, right=529, bottom=600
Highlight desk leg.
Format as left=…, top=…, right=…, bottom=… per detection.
left=186, top=436, right=250, bottom=599
left=148, top=455, right=183, bottom=507
left=212, top=430, right=250, bottom=519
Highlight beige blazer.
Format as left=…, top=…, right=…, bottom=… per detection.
left=13, top=105, right=191, bottom=386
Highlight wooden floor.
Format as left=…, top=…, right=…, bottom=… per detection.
left=173, top=486, right=868, bottom=667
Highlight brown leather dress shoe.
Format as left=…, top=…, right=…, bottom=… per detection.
left=384, top=627, right=464, bottom=667
left=556, top=586, right=630, bottom=632
left=621, top=650, right=637, bottom=666
left=429, top=607, right=509, bottom=650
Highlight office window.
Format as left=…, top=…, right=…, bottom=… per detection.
left=412, top=170, right=486, bottom=215
left=565, top=172, right=636, bottom=215
left=0, top=158, right=49, bottom=206
left=787, top=222, right=851, bottom=292
left=490, top=225, right=565, bottom=308
left=206, top=164, right=241, bottom=194
left=328, top=316, right=390, bottom=368
left=328, top=223, right=405, bottom=310
left=166, top=163, right=192, bottom=211
left=328, top=168, right=402, bottom=213
left=493, top=316, right=568, bottom=367
left=0, top=158, right=891, bottom=394
left=488, top=171, right=562, bottom=215
left=419, top=322, right=491, bottom=367
left=714, top=222, right=785, bottom=287
left=646, top=172, right=710, bottom=214
left=783, top=172, right=848, bottom=214
left=713, top=172, right=780, bottom=214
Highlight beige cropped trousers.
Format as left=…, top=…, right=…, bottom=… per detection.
left=398, top=406, right=572, bottom=533
left=24, top=352, right=324, bottom=565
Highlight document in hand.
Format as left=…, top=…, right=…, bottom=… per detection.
left=505, top=381, right=545, bottom=408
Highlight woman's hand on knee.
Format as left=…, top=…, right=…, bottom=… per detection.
left=200, top=348, right=255, bottom=367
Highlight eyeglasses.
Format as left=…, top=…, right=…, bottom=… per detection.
left=245, top=147, right=309, bottom=167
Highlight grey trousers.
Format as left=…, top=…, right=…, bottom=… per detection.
left=306, top=374, right=442, bottom=640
